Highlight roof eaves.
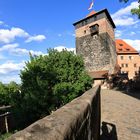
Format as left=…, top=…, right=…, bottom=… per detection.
left=73, top=9, right=116, bottom=28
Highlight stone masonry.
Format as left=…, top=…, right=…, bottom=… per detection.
left=7, top=86, right=101, bottom=140
left=73, top=9, right=117, bottom=74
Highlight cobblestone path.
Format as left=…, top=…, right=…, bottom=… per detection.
left=100, top=89, right=140, bottom=140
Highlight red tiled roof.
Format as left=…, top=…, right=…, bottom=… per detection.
left=86, top=10, right=97, bottom=17
left=88, top=70, right=108, bottom=79
left=116, top=39, right=138, bottom=54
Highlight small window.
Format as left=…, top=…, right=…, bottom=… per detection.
left=126, top=48, right=130, bottom=51
left=85, top=20, right=88, bottom=25
left=120, top=56, right=123, bottom=60
left=134, top=64, right=137, bottom=67
left=121, top=64, right=124, bottom=67
left=119, top=44, right=123, bottom=46
left=119, top=48, right=122, bottom=51
left=135, top=71, right=137, bottom=75
left=125, top=64, right=128, bottom=67
left=129, top=56, right=132, bottom=60
left=84, top=30, right=86, bottom=34
left=94, top=15, right=97, bottom=21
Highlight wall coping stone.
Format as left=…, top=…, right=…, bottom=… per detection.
left=7, top=86, right=100, bottom=140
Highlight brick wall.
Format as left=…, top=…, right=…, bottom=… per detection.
left=75, top=18, right=115, bottom=40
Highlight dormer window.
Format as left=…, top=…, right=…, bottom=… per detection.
left=119, top=44, right=123, bottom=46
left=119, top=48, right=122, bottom=51
left=129, top=56, right=132, bottom=60
left=90, top=24, right=99, bottom=35
left=126, top=48, right=130, bottom=51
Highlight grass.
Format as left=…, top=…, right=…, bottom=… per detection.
left=0, top=133, right=12, bottom=140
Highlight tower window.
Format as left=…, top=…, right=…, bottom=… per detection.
left=121, top=64, right=124, bottom=67
left=90, top=24, right=99, bottom=35
left=84, top=30, right=86, bottom=34
left=129, top=56, right=132, bottom=60
left=120, top=56, right=123, bottom=60
left=85, top=20, right=88, bottom=25
left=134, top=64, right=137, bottom=67
left=125, top=64, right=128, bottom=67
left=94, top=15, right=97, bottom=21
left=135, top=71, right=138, bottom=75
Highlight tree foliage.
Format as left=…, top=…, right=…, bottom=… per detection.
left=0, top=82, right=20, bottom=106
left=19, top=49, right=92, bottom=125
left=120, top=0, right=140, bottom=18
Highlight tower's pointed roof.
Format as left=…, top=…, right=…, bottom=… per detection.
left=86, top=10, right=97, bottom=17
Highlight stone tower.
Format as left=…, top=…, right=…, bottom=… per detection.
left=73, top=9, right=117, bottom=74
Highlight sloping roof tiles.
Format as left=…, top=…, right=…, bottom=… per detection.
left=116, top=39, right=139, bottom=54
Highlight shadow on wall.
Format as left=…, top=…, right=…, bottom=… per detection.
left=121, top=89, right=140, bottom=100
left=100, top=121, right=118, bottom=140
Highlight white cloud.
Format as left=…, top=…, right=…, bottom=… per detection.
left=0, top=43, right=45, bottom=56
left=72, top=34, right=75, bottom=37
left=58, top=34, right=62, bottom=37
left=115, top=30, right=122, bottom=38
left=0, top=27, right=29, bottom=43
left=11, top=48, right=45, bottom=56
left=0, top=54, right=5, bottom=60
left=0, top=61, right=25, bottom=74
left=112, top=1, right=139, bottom=26
left=0, top=21, right=4, bottom=25
left=130, top=32, right=136, bottom=35
left=0, top=26, right=46, bottom=44
left=25, top=35, right=46, bottom=43
left=0, top=75, right=21, bottom=84
left=124, top=39, right=140, bottom=51
left=0, top=43, right=18, bottom=51
left=54, top=46, right=76, bottom=53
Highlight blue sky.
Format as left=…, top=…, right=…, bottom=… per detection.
left=0, top=0, right=140, bottom=83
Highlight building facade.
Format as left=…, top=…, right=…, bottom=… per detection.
left=116, top=39, right=140, bottom=79
left=73, top=9, right=117, bottom=75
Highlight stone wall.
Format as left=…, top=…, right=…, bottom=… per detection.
left=7, top=86, right=101, bottom=140
left=76, top=32, right=117, bottom=74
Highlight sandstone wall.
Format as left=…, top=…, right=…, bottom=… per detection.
left=7, top=86, right=101, bottom=140
left=117, top=54, right=140, bottom=79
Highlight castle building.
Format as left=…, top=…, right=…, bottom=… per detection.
left=73, top=9, right=117, bottom=78
left=116, top=39, right=140, bottom=79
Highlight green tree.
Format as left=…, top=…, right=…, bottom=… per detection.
left=20, top=49, right=92, bottom=126
left=0, top=82, right=9, bottom=105
left=120, top=0, right=140, bottom=18
left=0, top=81, right=21, bottom=106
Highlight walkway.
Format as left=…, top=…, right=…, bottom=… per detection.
left=100, top=89, right=140, bottom=140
